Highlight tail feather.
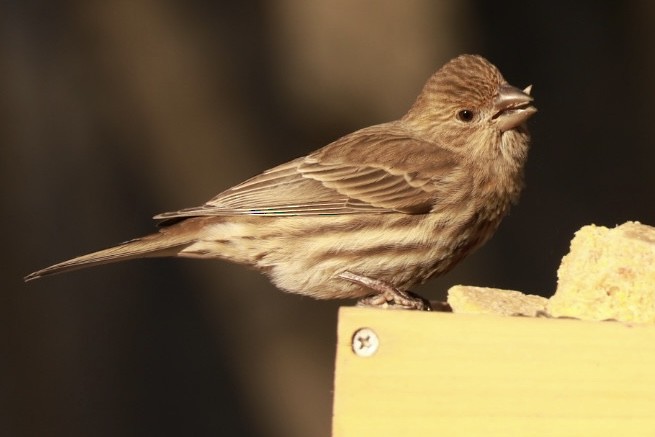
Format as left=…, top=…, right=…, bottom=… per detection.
left=24, top=230, right=195, bottom=282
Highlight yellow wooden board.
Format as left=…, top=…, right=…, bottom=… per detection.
left=332, top=307, right=655, bottom=436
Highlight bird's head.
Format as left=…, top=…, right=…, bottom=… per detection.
left=403, top=54, right=536, bottom=157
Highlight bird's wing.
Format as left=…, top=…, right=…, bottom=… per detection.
left=154, top=127, right=460, bottom=220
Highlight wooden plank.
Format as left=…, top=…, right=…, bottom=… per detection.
left=332, top=307, right=655, bottom=436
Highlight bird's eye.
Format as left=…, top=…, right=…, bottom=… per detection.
left=457, top=109, right=475, bottom=122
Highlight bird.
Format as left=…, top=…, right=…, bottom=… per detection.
left=25, top=54, right=536, bottom=311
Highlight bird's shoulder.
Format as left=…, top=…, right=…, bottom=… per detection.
left=306, top=121, right=461, bottom=184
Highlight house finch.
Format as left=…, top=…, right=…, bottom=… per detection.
left=25, top=54, right=536, bottom=311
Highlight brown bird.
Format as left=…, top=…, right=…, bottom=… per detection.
left=25, top=54, right=536, bottom=311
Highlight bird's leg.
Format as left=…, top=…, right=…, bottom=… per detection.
left=338, top=271, right=432, bottom=311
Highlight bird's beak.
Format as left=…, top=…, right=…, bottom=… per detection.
left=493, top=83, right=537, bottom=132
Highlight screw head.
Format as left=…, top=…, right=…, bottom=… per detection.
left=352, top=327, right=379, bottom=357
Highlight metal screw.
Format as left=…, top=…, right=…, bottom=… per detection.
left=352, top=327, right=379, bottom=357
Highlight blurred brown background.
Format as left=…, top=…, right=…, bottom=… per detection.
left=3, top=1, right=655, bottom=436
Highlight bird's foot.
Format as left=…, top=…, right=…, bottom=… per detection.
left=339, top=271, right=431, bottom=311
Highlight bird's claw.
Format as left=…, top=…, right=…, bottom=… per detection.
left=340, top=271, right=432, bottom=311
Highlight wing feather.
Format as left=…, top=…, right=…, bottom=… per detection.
left=154, top=124, right=460, bottom=220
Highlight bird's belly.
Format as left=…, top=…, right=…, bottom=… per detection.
left=188, top=211, right=501, bottom=300
left=255, top=213, right=489, bottom=299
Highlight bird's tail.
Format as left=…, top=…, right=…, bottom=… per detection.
left=24, top=225, right=198, bottom=282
